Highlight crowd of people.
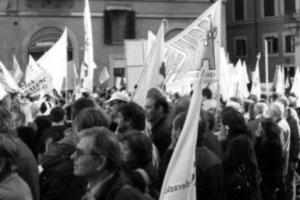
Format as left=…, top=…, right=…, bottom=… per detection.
left=0, top=85, right=300, bottom=200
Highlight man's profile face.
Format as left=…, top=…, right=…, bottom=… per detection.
left=145, top=98, right=158, bottom=123
left=71, top=136, right=100, bottom=178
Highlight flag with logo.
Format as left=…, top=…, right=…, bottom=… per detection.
left=132, top=20, right=166, bottom=107
left=251, top=53, right=261, bottom=99
left=0, top=61, right=20, bottom=93
left=37, top=28, right=67, bottom=92
left=160, top=69, right=205, bottom=200
left=160, top=1, right=222, bottom=200
left=99, top=66, right=110, bottom=84
left=10, top=55, right=23, bottom=84
left=165, top=1, right=221, bottom=97
left=22, top=56, right=52, bottom=95
left=79, top=0, right=97, bottom=93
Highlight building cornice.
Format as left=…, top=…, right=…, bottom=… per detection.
left=227, top=16, right=285, bottom=27
left=0, top=11, right=200, bottom=19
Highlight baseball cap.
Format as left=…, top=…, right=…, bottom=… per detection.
left=105, top=92, right=130, bottom=104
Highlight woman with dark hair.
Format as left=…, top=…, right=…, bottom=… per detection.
left=0, top=134, right=32, bottom=200
left=256, top=118, right=282, bottom=200
left=221, top=107, right=262, bottom=200
left=119, top=131, right=159, bottom=199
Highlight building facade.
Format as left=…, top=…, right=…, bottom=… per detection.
left=226, top=0, right=300, bottom=84
left=0, top=0, right=226, bottom=89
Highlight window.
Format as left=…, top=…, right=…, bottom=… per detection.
left=234, top=38, right=247, bottom=57
left=104, top=6, right=135, bottom=45
left=284, top=0, right=296, bottom=15
left=265, top=36, right=278, bottom=54
left=285, top=35, right=295, bottom=53
left=264, top=0, right=275, bottom=17
left=234, top=0, right=245, bottom=21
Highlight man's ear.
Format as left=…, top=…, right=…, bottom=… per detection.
left=96, top=156, right=107, bottom=171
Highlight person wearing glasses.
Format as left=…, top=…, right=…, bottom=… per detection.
left=71, top=127, right=147, bottom=200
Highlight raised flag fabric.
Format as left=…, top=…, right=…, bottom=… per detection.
left=275, top=66, right=285, bottom=95
left=10, top=55, right=23, bottom=84
left=147, top=30, right=156, bottom=57
left=0, top=82, right=7, bottom=100
left=159, top=69, right=205, bottom=200
left=99, top=66, right=110, bottom=84
left=80, top=0, right=97, bottom=92
left=219, top=47, right=230, bottom=101
left=25, top=55, right=43, bottom=84
left=291, top=67, right=300, bottom=98
left=0, top=61, right=20, bottom=93
left=165, top=1, right=221, bottom=95
left=22, top=56, right=52, bottom=95
left=235, top=59, right=249, bottom=99
left=251, top=53, right=261, bottom=99
left=37, top=28, right=67, bottom=92
left=132, top=20, right=166, bottom=107
left=62, top=61, right=78, bottom=90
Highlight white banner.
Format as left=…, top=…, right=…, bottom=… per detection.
left=165, top=1, right=221, bottom=95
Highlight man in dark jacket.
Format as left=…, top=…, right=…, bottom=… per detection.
left=71, top=127, right=146, bottom=200
left=145, top=92, right=172, bottom=157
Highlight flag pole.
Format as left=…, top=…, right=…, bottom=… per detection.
left=264, top=40, right=269, bottom=103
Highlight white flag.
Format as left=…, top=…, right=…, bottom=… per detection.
left=0, top=61, right=20, bottom=93
left=165, top=0, right=221, bottom=96
left=132, top=20, right=166, bottom=107
left=147, top=31, right=156, bottom=57
left=25, top=56, right=43, bottom=84
left=219, top=47, right=230, bottom=101
left=0, top=83, right=7, bottom=100
left=80, top=0, right=97, bottom=92
left=291, top=66, right=300, bottom=97
left=251, top=53, right=261, bottom=99
left=10, top=55, right=23, bottom=84
left=275, top=66, right=285, bottom=95
left=160, top=70, right=205, bottom=200
left=235, top=59, right=249, bottom=99
left=99, top=66, right=110, bottom=84
left=37, top=28, right=67, bottom=92
left=23, top=56, right=52, bottom=95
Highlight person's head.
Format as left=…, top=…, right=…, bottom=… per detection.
left=172, top=110, right=208, bottom=146
left=116, top=102, right=145, bottom=133
left=221, top=107, right=249, bottom=139
left=253, top=102, right=268, bottom=118
left=73, top=108, right=110, bottom=138
left=71, top=127, right=121, bottom=180
left=226, top=97, right=243, bottom=112
left=145, top=94, right=169, bottom=124
left=288, top=96, right=298, bottom=108
left=71, top=97, right=97, bottom=120
left=276, top=96, right=289, bottom=111
left=259, top=118, right=281, bottom=139
left=268, top=102, right=284, bottom=121
left=170, top=96, right=190, bottom=121
left=104, top=92, right=130, bottom=121
left=119, top=131, right=153, bottom=167
left=49, top=106, right=65, bottom=123
left=202, top=88, right=212, bottom=99
left=0, top=134, right=19, bottom=179
left=33, top=115, right=51, bottom=135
